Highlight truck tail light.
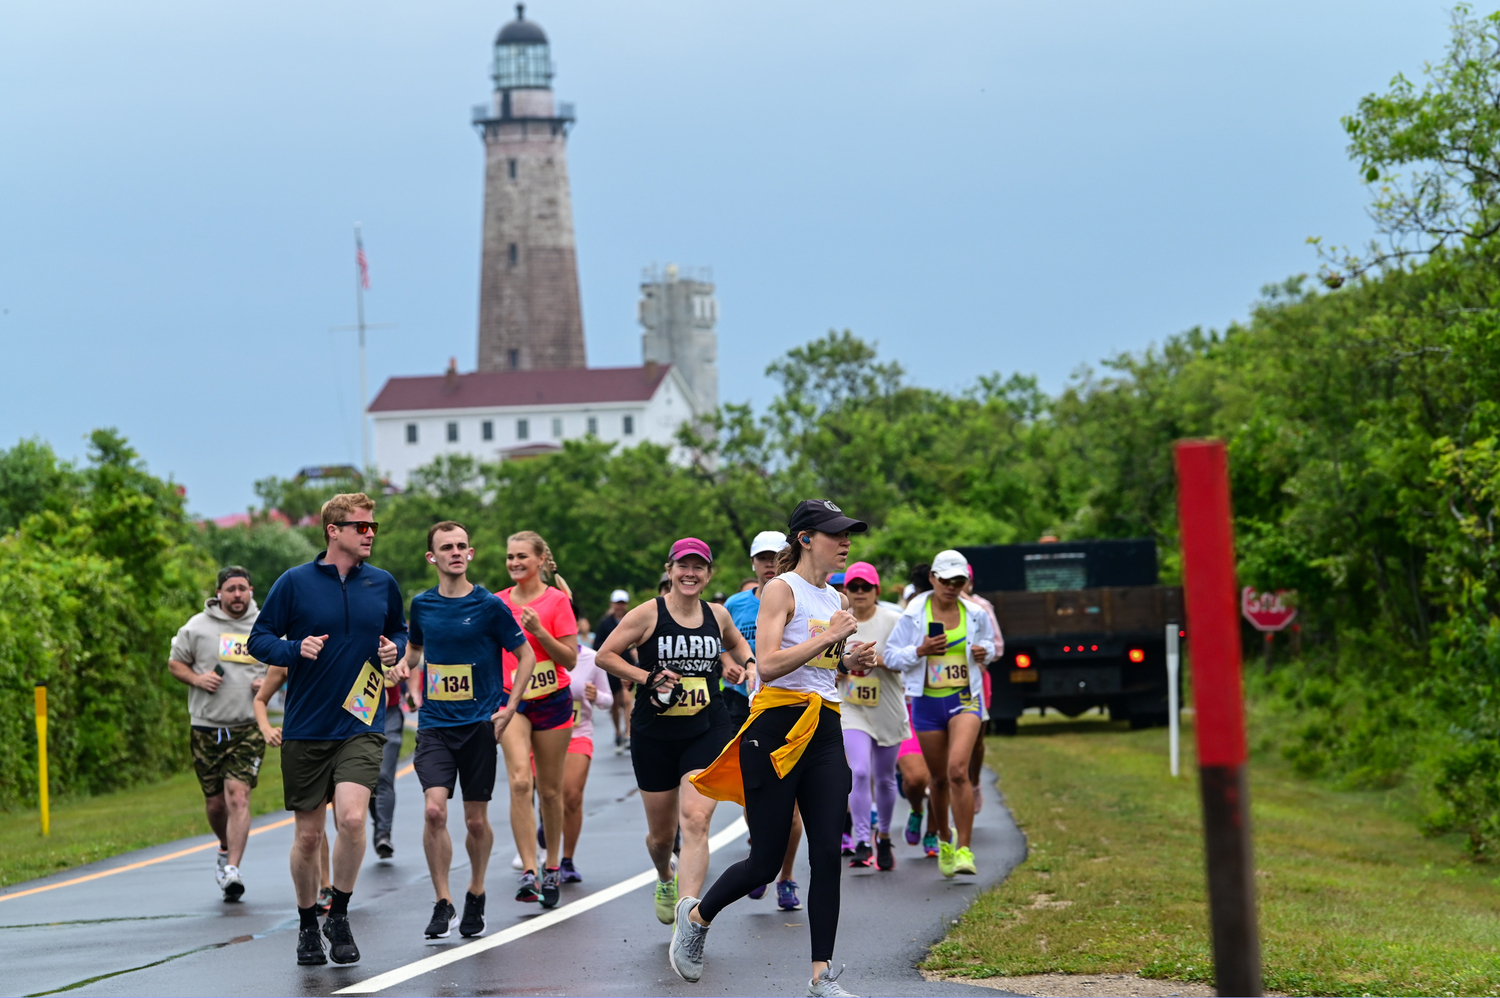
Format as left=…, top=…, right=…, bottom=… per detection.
left=1015, top=653, right=1032, bottom=668
left=1128, top=647, right=1145, bottom=663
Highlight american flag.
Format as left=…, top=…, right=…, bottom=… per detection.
left=356, top=232, right=370, bottom=290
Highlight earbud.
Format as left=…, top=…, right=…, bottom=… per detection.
left=427, top=554, right=436, bottom=563
left=801, top=535, right=811, bottom=547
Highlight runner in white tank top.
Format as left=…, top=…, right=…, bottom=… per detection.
left=766, top=571, right=846, bottom=699
left=674, top=499, right=877, bottom=998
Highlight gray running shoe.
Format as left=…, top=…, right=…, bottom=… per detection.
left=808, top=964, right=857, bottom=997
left=668, top=896, right=708, bottom=983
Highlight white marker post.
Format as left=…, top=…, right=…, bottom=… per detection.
left=1166, top=621, right=1181, bottom=777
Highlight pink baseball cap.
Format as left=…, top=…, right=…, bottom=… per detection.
left=844, top=561, right=880, bottom=588
left=669, top=537, right=713, bottom=563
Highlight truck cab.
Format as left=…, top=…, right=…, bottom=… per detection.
left=960, top=539, right=1182, bottom=734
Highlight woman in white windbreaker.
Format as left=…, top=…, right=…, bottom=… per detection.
left=884, top=549, right=1000, bottom=880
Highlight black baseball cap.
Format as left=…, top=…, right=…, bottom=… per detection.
left=788, top=499, right=868, bottom=536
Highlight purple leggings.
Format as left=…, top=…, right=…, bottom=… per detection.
left=843, top=728, right=900, bottom=844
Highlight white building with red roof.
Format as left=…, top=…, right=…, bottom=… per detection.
left=369, top=359, right=698, bottom=487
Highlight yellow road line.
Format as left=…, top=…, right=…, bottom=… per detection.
left=0, top=761, right=416, bottom=903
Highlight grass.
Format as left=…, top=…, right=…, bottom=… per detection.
left=925, top=712, right=1500, bottom=997
left=0, top=728, right=413, bottom=889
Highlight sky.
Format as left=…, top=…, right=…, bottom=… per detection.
left=0, top=0, right=1458, bottom=516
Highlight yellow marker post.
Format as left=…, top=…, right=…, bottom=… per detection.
left=34, top=683, right=49, bottom=836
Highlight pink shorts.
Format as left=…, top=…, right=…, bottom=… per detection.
left=898, top=702, right=922, bottom=758
left=567, top=735, right=593, bottom=758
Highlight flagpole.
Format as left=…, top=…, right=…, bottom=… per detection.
left=355, top=223, right=369, bottom=476
left=332, top=232, right=393, bottom=478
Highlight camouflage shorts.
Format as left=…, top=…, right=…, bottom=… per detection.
left=191, top=724, right=266, bottom=797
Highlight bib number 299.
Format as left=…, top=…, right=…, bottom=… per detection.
left=525, top=661, right=561, bottom=700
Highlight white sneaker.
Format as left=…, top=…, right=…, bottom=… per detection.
left=808, top=965, right=857, bottom=997
left=220, top=864, right=245, bottom=902
left=511, top=852, right=524, bottom=871
left=667, top=896, right=707, bottom=982
left=215, top=849, right=228, bottom=882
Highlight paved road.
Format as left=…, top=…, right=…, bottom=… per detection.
left=0, top=742, right=1025, bottom=997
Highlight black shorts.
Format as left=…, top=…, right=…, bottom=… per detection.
left=631, top=715, right=733, bottom=793
left=414, top=720, right=499, bottom=801
left=281, top=732, right=385, bottom=812
left=607, top=671, right=623, bottom=695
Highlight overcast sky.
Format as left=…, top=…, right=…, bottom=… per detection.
left=0, top=0, right=1456, bottom=515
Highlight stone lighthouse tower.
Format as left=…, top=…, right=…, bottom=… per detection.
left=473, top=5, right=587, bottom=372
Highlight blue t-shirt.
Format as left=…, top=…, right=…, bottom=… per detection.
left=722, top=588, right=760, bottom=696
left=408, top=584, right=527, bottom=729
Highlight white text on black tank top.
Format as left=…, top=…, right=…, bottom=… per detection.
left=655, top=633, right=722, bottom=676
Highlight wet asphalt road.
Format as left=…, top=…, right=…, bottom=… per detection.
left=1, top=740, right=1025, bottom=998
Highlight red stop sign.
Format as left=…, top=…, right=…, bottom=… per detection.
left=1241, top=587, right=1297, bottom=632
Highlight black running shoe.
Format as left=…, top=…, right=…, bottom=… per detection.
left=374, top=836, right=394, bottom=860
left=460, top=891, right=487, bottom=937
left=849, top=840, right=873, bottom=868
left=296, top=924, right=327, bottom=965
left=539, top=868, right=561, bottom=909
left=315, top=886, right=333, bottom=917
left=515, top=870, right=540, bottom=903
left=424, top=898, right=457, bottom=939
left=323, top=913, right=360, bottom=964
left=876, top=837, right=895, bottom=871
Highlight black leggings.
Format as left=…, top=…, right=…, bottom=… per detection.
left=698, top=704, right=850, bottom=963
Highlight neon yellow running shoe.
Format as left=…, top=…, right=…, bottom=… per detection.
left=937, top=835, right=958, bottom=878
left=954, top=846, right=976, bottom=875
left=655, top=875, right=679, bottom=924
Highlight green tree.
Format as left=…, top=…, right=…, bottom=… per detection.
left=1326, top=4, right=1500, bottom=277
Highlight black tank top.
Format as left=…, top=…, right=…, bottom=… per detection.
left=631, top=597, right=729, bottom=741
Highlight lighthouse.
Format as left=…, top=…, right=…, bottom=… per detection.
left=473, top=5, right=587, bottom=373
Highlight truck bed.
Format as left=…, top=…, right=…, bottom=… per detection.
left=981, top=585, right=1183, bottom=640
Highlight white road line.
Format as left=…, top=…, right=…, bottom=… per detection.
left=333, top=815, right=749, bottom=995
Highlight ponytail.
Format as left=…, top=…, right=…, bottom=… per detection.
left=776, top=531, right=807, bottom=576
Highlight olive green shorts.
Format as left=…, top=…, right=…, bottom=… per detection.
left=280, top=732, right=386, bottom=812
left=191, top=724, right=266, bottom=797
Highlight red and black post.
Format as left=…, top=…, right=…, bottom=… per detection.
left=1174, top=439, right=1262, bottom=997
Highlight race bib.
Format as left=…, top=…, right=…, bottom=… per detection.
left=426, top=663, right=474, bottom=701
left=571, top=700, right=583, bottom=726
left=808, top=619, right=846, bottom=670
left=848, top=673, right=881, bottom=707
left=663, top=676, right=710, bottom=716
left=218, top=633, right=256, bottom=664
left=342, top=660, right=384, bottom=725
left=926, top=645, right=969, bottom=690
left=524, top=660, right=562, bottom=700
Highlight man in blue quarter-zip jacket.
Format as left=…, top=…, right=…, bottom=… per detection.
left=249, top=492, right=408, bottom=968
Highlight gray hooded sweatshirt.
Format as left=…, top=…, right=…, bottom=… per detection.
left=170, top=597, right=266, bottom=727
